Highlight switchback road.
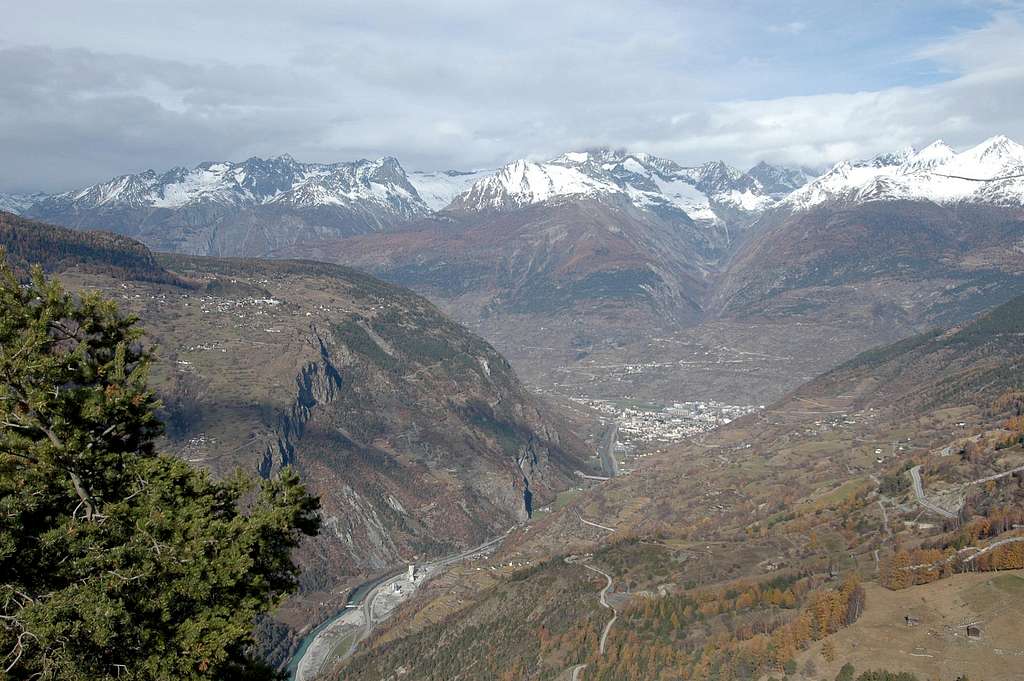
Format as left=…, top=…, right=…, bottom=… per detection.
left=584, top=564, right=617, bottom=655
left=908, top=465, right=958, bottom=519
left=563, top=563, right=617, bottom=681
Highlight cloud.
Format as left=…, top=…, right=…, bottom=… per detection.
left=648, top=12, right=1024, bottom=169
left=0, top=46, right=333, bottom=191
left=768, top=22, right=808, bottom=35
left=0, top=1, right=1021, bottom=191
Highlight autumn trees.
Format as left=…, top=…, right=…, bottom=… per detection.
left=585, top=573, right=865, bottom=680
left=880, top=502, right=1024, bottom=589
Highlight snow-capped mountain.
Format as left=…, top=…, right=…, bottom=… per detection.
left=783, top=135, right=1024, bottom=210
left=0, top=192, right=49, bottom=215
left=408, top=169, right=495, bottom=211
left=23, top=156, right=430, bottom=257
left=746, top=162, right=817, bottom=197
left=447, top=149, right=783, bottom=228
left=32, top=155, right=428, bottom=216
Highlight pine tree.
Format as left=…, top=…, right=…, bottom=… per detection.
left=0, top=259, right=320, bottom=680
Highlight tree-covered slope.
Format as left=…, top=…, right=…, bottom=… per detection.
left=0, top=210, right=182, bottom=285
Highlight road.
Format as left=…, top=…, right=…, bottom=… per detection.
left=291, top=573, right=393, bottom=681
left=967, top=464, right=1024, bottom=486
left=962, top=536, right=1024, bottom=562
left=290, top=528, right=513, bottom=681
left=576, top=510, right=616, bottom=533
left=584, top=565, right=617, bottom=655
left=598, top=422, right=620, bottom=478
left=877, top=499, right=891, bottom=536
left=905, top=463, right=1024, bottom=523
left=908, top=465, right=958, bottom=519
left=563, top=564, right=617, bottom=681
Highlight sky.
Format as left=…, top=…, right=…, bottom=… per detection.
left=2, top=0, right=1024, bottom=192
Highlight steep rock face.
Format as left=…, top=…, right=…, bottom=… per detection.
left=249, top=311, right=581, bottom=578
left=152, top=255, right=588, bottom=586
left=259, top=341, right=343, bottom=478
left=24, top=156, right=429, bottom=257
left=0, top=217, right=589, bottom=641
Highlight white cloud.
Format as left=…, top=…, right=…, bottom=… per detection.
left=768, top=22, right=808, bottom=34
left=645, top=13, right=1024, bottom=169
left=0, top=2, right=1022, bottom=190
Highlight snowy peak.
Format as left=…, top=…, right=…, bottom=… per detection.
left=34, top=156, right=430, bottom=216
left=898, top=141, right=956, bottom=176
left=450, top=159, right=617, bottom=212
left=953, top=135, right=1024, bottom=175
left=448, top=148, right=779, bottom=225
left=746, top=162, right=817, bottom=196
left=783, top=135, right=1024, bottom=210
left=0, top=192, right=49, bottom=215
left=871, top=146, right=917, bottom=168
left=550, top=149, right=628, bottom=166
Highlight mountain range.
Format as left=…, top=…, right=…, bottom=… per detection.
left=273, top=136, right=1024, bottom=407
left=4, top=148, right=798, bottom=257
left=6, top=136, right=1024, bottom=409
left=782, top=135, right=1024, bottom=210
left=7, top=135, right=1024, bottom=246
left=16, top=156, right=429, bottom=256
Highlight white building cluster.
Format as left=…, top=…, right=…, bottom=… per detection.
left=572, top=397, right=760, bottom=444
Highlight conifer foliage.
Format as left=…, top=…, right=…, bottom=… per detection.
left=0, top=258, right=320, bottom=680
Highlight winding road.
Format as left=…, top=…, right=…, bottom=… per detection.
left=564, top=563, right=617, bottom=681
left=907, top=463, right=1024, bottom=522
left=584, top=565, right=617, bottom=654
left=968, top=464, right=1024, bottom=486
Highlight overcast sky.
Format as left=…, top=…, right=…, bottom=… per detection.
left=2, top=0, right=1023, bottom=192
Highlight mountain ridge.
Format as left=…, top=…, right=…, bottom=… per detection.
left=2, top=149, right=811, bottom=258
left=7, top=135, right=1024, bottom=229
left=17, top=156, right=430, bottom=258
left=782, top=135, right=1024, bottom=210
